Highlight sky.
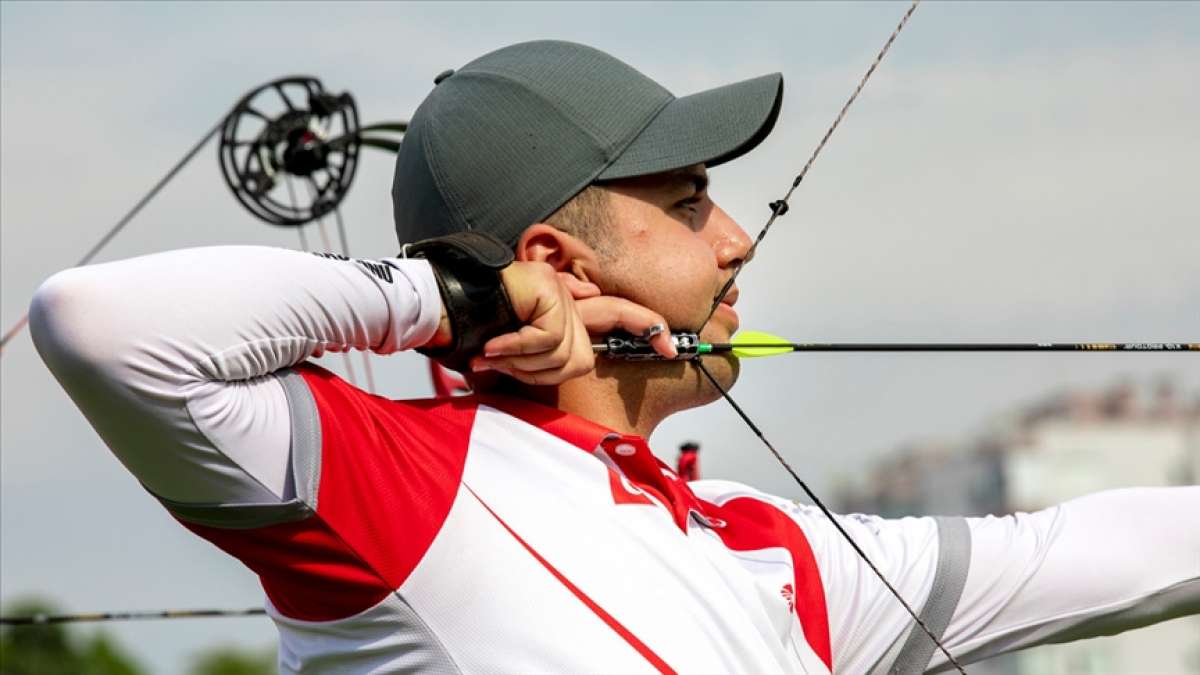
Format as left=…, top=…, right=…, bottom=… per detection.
left=2, top=2, right=1198, bottom=673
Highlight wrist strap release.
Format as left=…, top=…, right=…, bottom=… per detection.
left=406, top=232, right=520, bottom=373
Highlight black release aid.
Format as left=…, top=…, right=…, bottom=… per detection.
left=407, top=231, right=521, bottom=373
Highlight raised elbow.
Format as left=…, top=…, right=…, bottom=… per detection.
left=29, top=268, right=118, bottom=377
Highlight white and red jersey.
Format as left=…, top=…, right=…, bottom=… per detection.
left=29, top=246, right=1200, bottom=674
left=184, top=368, right=837, bottom=673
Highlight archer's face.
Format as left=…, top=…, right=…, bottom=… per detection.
left=601, top=164, right=751, bottom=348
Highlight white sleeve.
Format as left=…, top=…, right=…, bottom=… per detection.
left=934, top=486, right=1200, bottom=671
left=792, top=486, right=1200, bottom=674
left=28, top=246, right=443, bottom=505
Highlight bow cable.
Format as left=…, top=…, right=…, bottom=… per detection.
left=287, top=175, right=360, bottom=388
left=690, top=1, right=970, bottom=672
left=0, top=117, right=226, bottom=354
left=0, top=608, right=266, bottom=626
left=695, top=361, right=966, bottom=673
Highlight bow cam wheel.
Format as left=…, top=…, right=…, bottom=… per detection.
left=218, top=76, right=361, bottom=227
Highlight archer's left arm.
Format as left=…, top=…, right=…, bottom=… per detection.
left=927, top=486, right=1200, bottom=671
left=770, top=485, right=1199, bottom=674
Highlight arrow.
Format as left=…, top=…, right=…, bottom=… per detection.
left=595, top=330, right=1199, bottom=360
left=716, top=331, right=1200, bottom=356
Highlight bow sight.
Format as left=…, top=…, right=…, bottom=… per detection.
left=218, top=76, right=406, bottom=227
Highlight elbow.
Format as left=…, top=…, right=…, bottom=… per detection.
left=29, top=268, right=117, bottom=377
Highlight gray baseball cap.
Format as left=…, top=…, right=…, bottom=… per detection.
left=392, top=40, right=783, bottom=246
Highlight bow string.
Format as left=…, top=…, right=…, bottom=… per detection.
left=693, top=2, right=970, bottom=672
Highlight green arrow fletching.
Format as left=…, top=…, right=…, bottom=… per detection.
left=729, top=331, right=795, bottom=358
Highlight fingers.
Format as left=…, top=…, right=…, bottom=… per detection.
left=472, top=323, right=595, bottom=385
left=479, top=319, right=577, bottom=372
left=576, top=296, right=677, bottom=358
left=481, top=321, right=563, bottom=359
left=557, top=272, right=601, bottom=300
left=479, top=274, right=598, bottom=359
left=473, top=271, right=595, bottom=384
left=485, top=264, right=565, bottom=357
left=476, top=333, right=595, bottom=385
left=475, top=262, right=677, bottom=386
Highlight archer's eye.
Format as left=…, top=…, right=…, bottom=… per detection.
left=674, top=196, right=703, bottom=230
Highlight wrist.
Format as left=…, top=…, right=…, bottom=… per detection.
left=408, top=232, right=520, bottom=372
left=428, top=307, right=454, bottom=349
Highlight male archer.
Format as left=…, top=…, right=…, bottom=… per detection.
left=30, top=41, right=1198, bottom=674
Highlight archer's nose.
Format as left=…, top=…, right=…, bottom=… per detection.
left=708, top=203, right=754, bottom=269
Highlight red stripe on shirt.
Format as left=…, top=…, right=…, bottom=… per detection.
left=702, top=496, right=833, bottom=670
left=466, top=484, right=678, bottom=675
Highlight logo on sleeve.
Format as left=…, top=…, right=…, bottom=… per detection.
left=310, top=252, right=395, bottom=284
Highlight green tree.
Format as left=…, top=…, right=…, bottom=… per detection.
left=0, top=598, right=145, bottom=675
left=186, top=645, right=275, bottom=675
left=78, top=634, right=144, bottom=675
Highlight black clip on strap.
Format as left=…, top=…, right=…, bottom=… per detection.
left=406, top=232, right=522, bottom=373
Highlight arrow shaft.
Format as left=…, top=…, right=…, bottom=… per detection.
left=595, top=334, right=1200, bottom=360
left=713, top=342, right=1200, bottom=353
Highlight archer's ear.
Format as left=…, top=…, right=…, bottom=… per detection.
left=515, top=223, right=597, bottom=276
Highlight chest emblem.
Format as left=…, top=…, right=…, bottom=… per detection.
left=780, top=583, right=795, bottom=614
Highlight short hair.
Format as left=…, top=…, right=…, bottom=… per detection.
left=543, top=184, right=618, bottom=259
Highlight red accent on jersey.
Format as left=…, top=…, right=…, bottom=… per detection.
left=466, top=484, right=678, bottom=675
left=176, top=364, right=480, bottom=622
left=607, top=468, right=663, bottom=507
left=178, top=516, right=391, bottom=622
left=702, top=497, right=833, bottom=671
left=300, top=364, right=475, bottom=592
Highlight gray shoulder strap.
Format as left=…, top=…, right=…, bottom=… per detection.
left=889, top=516, right=972, bottom=674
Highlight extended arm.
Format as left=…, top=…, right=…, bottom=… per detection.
left=932, top=486, right=1200, bottom=671
left=804, top=486, right=1199, bottom=673
left=709, top=483, right=1200, bottom=673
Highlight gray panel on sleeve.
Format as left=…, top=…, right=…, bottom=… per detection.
left=153, top=369, right=324, bottom=529
left=277, top=368, right=323, bottom=509
left=273, top=593, right=464, bottom=674
left=157, top=494, right=313, bottom=529
left=889, top=516, right=972, bottom=675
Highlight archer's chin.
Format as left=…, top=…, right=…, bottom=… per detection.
left=694, top=353, right=740, bottom=401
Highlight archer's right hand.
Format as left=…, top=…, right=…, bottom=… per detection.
left=465, top=262, right=678, bottom=386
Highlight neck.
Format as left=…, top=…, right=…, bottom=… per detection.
left=494, top=361, right=707, bottom=438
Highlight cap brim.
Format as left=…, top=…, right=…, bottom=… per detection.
left=597, top=73, right=783, bottom=180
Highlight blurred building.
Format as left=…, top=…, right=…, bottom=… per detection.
left=836, top=378, right=1200, bottom=675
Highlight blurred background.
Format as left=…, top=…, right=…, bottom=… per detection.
left=2, top=1, right=1197, bottom=673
